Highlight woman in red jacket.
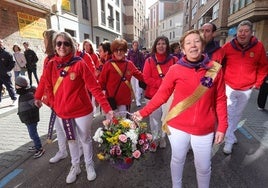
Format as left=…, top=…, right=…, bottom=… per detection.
left=133, top=30, right=227, bottom=188
left=98, top=38, right=144, bottom=113
left=143, top=36, right=178, bottom=151
left=35, top=31, right=113, bottom=184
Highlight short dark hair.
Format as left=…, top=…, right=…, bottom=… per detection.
left=203, top=22, right=217, bottom=32
left=99, top=40, right=112, bottom=55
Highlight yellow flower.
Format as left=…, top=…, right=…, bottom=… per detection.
left=97, top=153, right=105, bottom=160
left=120, top=119, right=131, bottom=128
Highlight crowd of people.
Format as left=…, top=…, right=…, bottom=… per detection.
left=0, top=19, right=267, bottom=187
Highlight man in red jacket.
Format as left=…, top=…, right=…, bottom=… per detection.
left=222, top=20, right=268, bottom=154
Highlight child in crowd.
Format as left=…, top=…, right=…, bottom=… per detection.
left=15, top=75, right=45, bottom=158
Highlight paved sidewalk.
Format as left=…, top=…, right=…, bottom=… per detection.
left=0, top=96, right=52, bottom=180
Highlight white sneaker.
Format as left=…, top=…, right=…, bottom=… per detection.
left=234, top=136, right=238, bottom=144
left=86, top=164, right=96, bottom=181
left=159, top=138, right=167, bottom=148
left=49, top=151, right=68, bottom=163
left=136, top=101, right=141, bottom=107
left=66, top=164, right=81, bottom=184
left=223, top=143, right=233, bottom=155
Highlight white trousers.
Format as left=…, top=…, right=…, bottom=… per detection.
left=225, top=85, right=252, bottom=144
left=131, top=77, right=142, bottom=105
left=168, top=126, right=214, bottom=188
left=55, top=113, right=94, bottom=165
left=146, top=99, right=165, bottom=140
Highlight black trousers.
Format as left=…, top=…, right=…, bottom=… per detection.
left=257, top=76, right=268, bottom=109
left=0, top=73, right=17, bottom=102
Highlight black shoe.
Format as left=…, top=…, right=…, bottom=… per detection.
left=33, top=148, right=45, bottom=159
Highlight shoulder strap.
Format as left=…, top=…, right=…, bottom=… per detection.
left=111, top=61, right=134, bottom=99
left=162, top=61, right=222, bottom=135
left=53, top=66, right=70, bottom=95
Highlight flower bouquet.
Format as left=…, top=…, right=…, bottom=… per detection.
left=93, top=111, right=152, bottom=170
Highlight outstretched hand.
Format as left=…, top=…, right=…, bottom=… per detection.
left=34, top=99, right=42, bottom=108
left=132, top=111, right=143, bottom=122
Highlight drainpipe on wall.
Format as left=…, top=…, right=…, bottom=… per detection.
left=89, top=0, right=94, bottom=42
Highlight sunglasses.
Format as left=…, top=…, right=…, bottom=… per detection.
left=56, top=41, right=71, bottom=47
left=115, top=48, right=125, bottom=53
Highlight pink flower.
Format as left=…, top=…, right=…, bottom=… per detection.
left=138, top=139, right=145, bottom=145
left=146, top=133, right=153, bottom=141
left=102, top=119, right=110, bottom=128
left=119, top=134, right=128, bottom=143
left=132, top=150, right=141, bottom=159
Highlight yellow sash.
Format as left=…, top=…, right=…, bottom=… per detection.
left=162, top=61, right=222, bottom=135
left=53, top=66, right=70, bottom=95
left=111, top=62, right=135, bottom=99
left=156, top=64, right=164, bottom=78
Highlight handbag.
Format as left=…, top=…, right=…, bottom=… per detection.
left=138, top=81, right=147, bottom=89
left=107, top=97, right=117, bottom=110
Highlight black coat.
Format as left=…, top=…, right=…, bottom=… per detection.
left=0, top=47, right=15, bottom=75
left=24, top=49, right=38, bottom=70
left=17, top=87, right=39, bottom=124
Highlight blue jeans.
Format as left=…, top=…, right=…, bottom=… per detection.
left=26, top=123, right=42, bottom=150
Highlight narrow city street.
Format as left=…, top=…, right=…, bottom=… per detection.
left=0, top=90, right=267, bottom=188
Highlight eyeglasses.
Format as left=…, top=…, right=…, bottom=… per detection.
left=115, top=48, right=125, bottom=53
left=56, top=41, right=71, bottom=47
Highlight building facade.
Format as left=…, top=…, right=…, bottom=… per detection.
left=91, top=0, right=122, bottom=48
left=147, top=0, right=184, bottom=50
left=50, top=0, right=93, bottom=44
left=122, top=0, right=146, bottom=48
left=158, top=1, right=184, bottom=45
left=0, top=0, right=52, bottom=60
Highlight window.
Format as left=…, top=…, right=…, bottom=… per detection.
left=212, top=2, right=219, bottom=20
left=84, top=33, right=90, bottom=40
left=82, top=0, right=89, bottom=20
left=246, top=0, right=253, bottom=5
left=96, top=36, right=100, bottom=48
left=192, top=3, right=197, bottom=18
left=69, top=0, right=77, bottom=14
left=108, top=4, right=114, bottom=28
left=198, top=18, right=203, bottom=29
left=65, top=29, right=75, bottom=37
left=200, top=0, right=207, bottom=6
left=239, top=0, right=245, bottom=9
left=101, top=0, right=106, bottom=24
left=115, top=0, right=119, bottom=6
left=170, top=20, right=172, bottom=27
left=234, top=0, right=239, bottom=12
left=116, top=11, right=120, bottom=32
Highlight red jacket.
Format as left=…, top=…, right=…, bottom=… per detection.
left=98, top=57, right=144, bottom=106
left=35, top=53, right=112, bottom=119
left=222, top=36, right=268, bottom=90
left=35, top=55, right=54, bottom=107
left=143, top=54, right=178, bottom=99
left=140, top=58, right=228, bottom=135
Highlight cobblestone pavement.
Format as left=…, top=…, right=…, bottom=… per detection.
left=0, top=89, right=267, bottom=188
